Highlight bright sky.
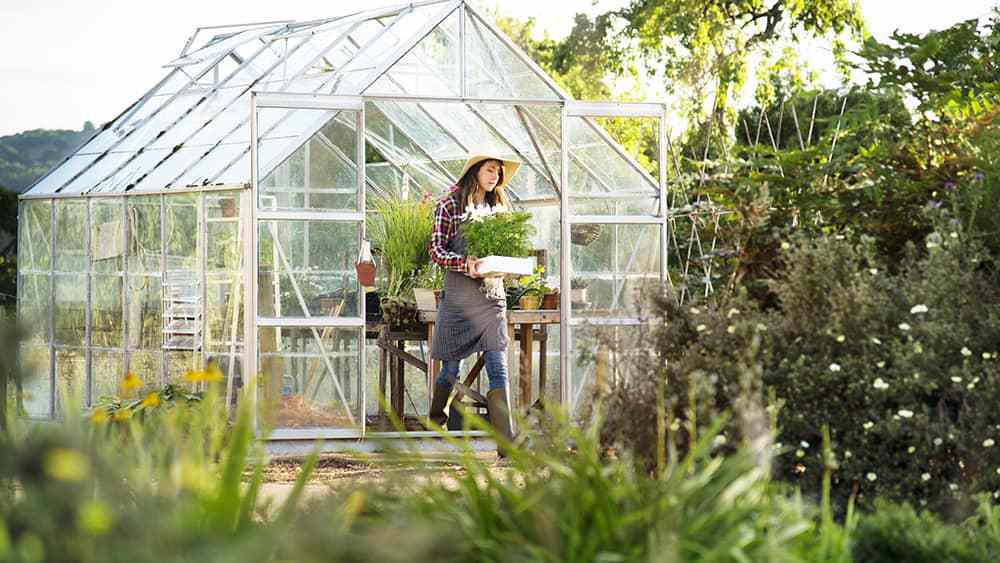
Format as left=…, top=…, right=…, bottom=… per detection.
left=0, top=0, right=995, bottom=136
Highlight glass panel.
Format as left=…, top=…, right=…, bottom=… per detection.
left=567, top=116, right=661, bottom=215
left=571, top=224, right=660, bottom=319
left=91, top=275, right=124, bottom=348
left=25, top=154, right=100, bottom=195
left=205, top=273, right=243, bottom=354
left=464, top=11, right=560, bottom=99
left=55, top=200, right=87, bottom=272
left=368, top=9, right=460, bottom=97
left=58, top=152, right=135, bottom=195
left=54, top=348, right=86, bottom=413
left=18, top=200, right=51, bottom=271
left=127, top=196, right=162, bottom=274
left=90, top=199, right=125, bottom=273
left=258, top=110, right=359, bottom=212
left=90, top=149, right=172, bottom=193
left=174, top=143, right=250, bottom=188
left=18, top=274, right=50, bottom=344
left=126, top=275, right=162, bottom=350
left=53, top=274, right=86, bottom=347
left=258, top=221, right=359, bottom=318
left=127, top=350, right=162, bottom=389
left=259, top=327, right=361, bottom=430
left=92, top=350, right=125, bottom=404
left=164, top=194, right=199, bottom=271
left=19, top=345, right=51, bottom=418
left=570, top=324, right=643, bottom=414
left=165, top=351, right=200, bottom=385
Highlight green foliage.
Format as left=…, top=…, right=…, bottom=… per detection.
left=368, top=196, right=434, bottom=299
left=460, top=210, right=535, bottom=259
left=851, top=500, right=990, bottom=563
left=599, top=214, right=1000, bottom=513
left=0, top=126, right=93, bottom=192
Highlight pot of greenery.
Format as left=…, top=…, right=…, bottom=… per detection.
left=461, top=205, right=537, bottom=300
left=368, top=196, right=434, bottom=326
left=411, top=264, right=444, bottom=311
left=517, top=266, right=548, bottom=310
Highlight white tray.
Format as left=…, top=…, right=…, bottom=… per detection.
left=477, top=255, right=535, bottom=277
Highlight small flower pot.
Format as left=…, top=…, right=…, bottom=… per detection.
left=541, top=291, right=560, bottom=310
left=519, top=295, right=541, bottom=310
left=434, top=289, right=443, bottom=307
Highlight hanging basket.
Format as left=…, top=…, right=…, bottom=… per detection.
left=570, top=224, right=602, bottom=246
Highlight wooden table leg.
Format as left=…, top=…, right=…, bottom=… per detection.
left=378, top=334, right=387, bottom=416
left=427, top=322, right=438, bottom=399
left=393, top=340, right=405, bottom=417
left=537, top=326, right=547, bottom=404
left=520, top=322, right=534, bottom=409
left=506, top=321, right=516, bottom=404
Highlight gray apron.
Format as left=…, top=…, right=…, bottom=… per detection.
left=430, top=230, right=509, bottom=361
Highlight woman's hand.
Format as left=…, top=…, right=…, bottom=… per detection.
left=465, top=257, right=482, bottom=278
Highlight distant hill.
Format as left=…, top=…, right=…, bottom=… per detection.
left=0, top=123, right=95, bottom=193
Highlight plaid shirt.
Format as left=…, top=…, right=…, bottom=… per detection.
left=429, top=186, right=469, bottom=272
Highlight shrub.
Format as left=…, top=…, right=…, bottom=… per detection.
left=597, top=209, right=1000, bottom=513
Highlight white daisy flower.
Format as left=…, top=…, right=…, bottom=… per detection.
left=922, top=473, right=931, bottom=481
left=867, top=472, right=878, bottom=482
left=873, top=378, right=889, bottom=390
left=961, top=347, right=972, bottom=357
left=985, top=439, right=996, bottom=448
left=829, top=363, right=841, bottom=372
left=898, top=409, right=914, bottom=418
left=899, top=323, right=912, bottom=331
left=910, top=304, right=928, bottom=314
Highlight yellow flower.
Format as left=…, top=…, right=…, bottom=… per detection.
left=90, top=409, right=109, bottom=425
left=141, top=392, right=160, bottom=408
left=120, top=372, right=143, bottom=394
left=184, top=364, right=224, bottom=384
left=112, top=409, right=132, bottom=422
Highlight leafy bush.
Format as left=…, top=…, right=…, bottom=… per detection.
left=597, top=209, right=1000, bottom=513
left=851, top=500, right=986, bottom=563
left=461, top=209, right=535, bottom=259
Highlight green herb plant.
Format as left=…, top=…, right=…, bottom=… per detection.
left=367, top=196, right=434, bottom=299
left=461, top=210, right=536, bottom=259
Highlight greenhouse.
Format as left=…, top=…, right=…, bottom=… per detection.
left=16, top=0, right=709, bottom=441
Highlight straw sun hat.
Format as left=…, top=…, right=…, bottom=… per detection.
left=458, top=153, right=521, bottom=190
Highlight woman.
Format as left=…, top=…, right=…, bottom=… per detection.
left=427, top=153, right=521, bottom=452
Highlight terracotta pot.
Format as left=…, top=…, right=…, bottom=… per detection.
left=519, top=295, right=541, bottom=310
left=541, top=291, right=560, bottom=310
left=355, top=261, right=376, bottom=287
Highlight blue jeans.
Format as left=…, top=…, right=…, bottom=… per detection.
left=435, top=351, right=508, bottom=392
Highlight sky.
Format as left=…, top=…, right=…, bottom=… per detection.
left=0, top=0, right=996, bottom=137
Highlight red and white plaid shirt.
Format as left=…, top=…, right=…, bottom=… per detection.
left=429, top=186, right=467, bottom=272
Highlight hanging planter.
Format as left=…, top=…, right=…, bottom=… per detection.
left=571, top=224, right=602, bottom=246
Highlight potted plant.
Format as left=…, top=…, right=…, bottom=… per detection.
left=461, top=205, right=537, bottom=299
left=516, top=266, right=548, bottom=310
left=368, top=196, right=434, bottom=326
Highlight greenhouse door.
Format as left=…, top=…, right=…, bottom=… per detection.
left=559, top=101, right=667, bottom=414
left=249, top=93, right=367, bottom=439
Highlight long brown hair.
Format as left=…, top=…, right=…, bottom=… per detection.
left=455, top=159, right=510, bottom=211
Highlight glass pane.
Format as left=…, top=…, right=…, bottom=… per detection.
left=19, top=345, right=51, bottom=418
left=55, top=201, right=87, bottom=272
left=53, top=274, right=86, bottom=347
left=464, top=11, right=560, bottom=99
left=91, top=275, right=124, bottom=348
left=54, top=348, right=86, bottom=413
left=205, top=272, right=243, bottom=353
left=567, top=116, right=661, bottom=214
left=126, top=275, right=162, bottom=350
left=92, top=350, right=125, bottom=404
left=26, top=154, right=101, bottom=195
left=90, top=149, right=172, bottom=193
left=258, top=221, right=359, bottom=318
left=127, top=196, right=162, bottom=274
left=127, top=350, right=163, bottom=389
left=59, top=152, right=135, bottom=195
left=368, top=9, right=460, bottom=97
left=18, top=274, right=50, bottom=344
left=570, top=324, right=643, bottom=414
left=165, top=351, right=201, bottom=386
left=18, top=200, right=51, bottom=272
left=164, top=194, right=199, bottom=271
left=90, top=199, right=125, bottom=273
left=258, top=108, right=359, bottom=212
left=259, top=327, right=361, bottom=430
left=571, top=224, right=660, bottom=318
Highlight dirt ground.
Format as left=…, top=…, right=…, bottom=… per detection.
left=256, top=452, right=503, bottom=505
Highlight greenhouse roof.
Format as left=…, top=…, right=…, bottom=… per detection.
left=23, top=0, right=657, bottom=202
